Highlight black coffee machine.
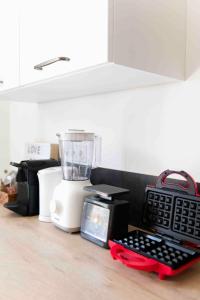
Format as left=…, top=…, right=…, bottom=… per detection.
left=4, top=160, right=60, bottom=216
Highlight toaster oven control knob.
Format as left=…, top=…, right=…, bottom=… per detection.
left=50, top=200, right=62, bottom=214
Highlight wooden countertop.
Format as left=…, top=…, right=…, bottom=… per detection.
left=1, top=206, right=200, bottom=300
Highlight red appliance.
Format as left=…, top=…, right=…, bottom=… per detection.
left=109, top=170, right=200, bottom=280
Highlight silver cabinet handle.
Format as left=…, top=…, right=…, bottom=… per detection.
left=34, top=57, right=70, bottom=70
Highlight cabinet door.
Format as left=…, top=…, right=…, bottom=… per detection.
left=0, top=0, right=19, bottom=91
left=112, top=0, right=186, bottom=80
left=20, top=0, right=108, bottom=85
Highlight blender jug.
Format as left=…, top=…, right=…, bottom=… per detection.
left=57, top=130, right=98, bottom=181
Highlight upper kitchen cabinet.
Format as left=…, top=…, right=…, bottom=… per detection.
left=0, top=0, right=19, bottom=91
left=19, top=0, right=186, bottom=86
left=19, top=0, right=108, bottom=85
left=0, top=0, right=186, bottom=102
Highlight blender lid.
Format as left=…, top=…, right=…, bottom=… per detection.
left=56, top=129, right=95, bottom=141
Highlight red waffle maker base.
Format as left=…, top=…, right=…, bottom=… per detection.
left=109, top=240, right=200, bottom=280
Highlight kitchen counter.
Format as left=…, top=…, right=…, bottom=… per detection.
left=0, top=206, right=200, bottom=300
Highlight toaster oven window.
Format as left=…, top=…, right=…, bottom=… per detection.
left=81, top=203, right=110, bottom=242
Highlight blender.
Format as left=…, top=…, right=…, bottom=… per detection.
left=51, top=130, right=99, bottom=232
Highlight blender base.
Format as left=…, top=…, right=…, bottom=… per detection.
left=51, top=179, right=91, bottom=233
left=54, top=223, right=80, bottom=233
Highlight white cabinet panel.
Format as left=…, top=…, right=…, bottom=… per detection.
left=112, top=0, right=186, bottom=80
left=186, top=0, right=200, bottom=78
left=19, top=0, right=108, bottom=85
left=0, top=0, right=19, bottom=91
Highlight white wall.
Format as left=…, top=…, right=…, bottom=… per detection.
left=8, top=70, right=200, bottom=182
left=36, top=70, right=200, bottom=181
left=123, top=76, right=200, bottom=178
left=38, top=93, right=127, bottom=170
left=0, top=101, right=10, bottom=178
left=9, top=102, right=39, bottom=163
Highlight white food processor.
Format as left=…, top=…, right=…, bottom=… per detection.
left=51, top=130, right=99, bottom=232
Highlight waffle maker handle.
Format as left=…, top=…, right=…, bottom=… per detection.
left=156, top=170, right=198, bottom=196
left=110, top=244, right=158, bottom=272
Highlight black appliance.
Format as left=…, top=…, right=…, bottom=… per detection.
left=4, top=160, right=60, bottom=216
left=81, top=184, right=129, bottom=248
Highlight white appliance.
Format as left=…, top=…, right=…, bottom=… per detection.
left=38, top=166, right=62, bottom=222
left=51, top=130, right=99, bottom=233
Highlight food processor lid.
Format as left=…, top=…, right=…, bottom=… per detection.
left=56, top=129, right=95, bottom=141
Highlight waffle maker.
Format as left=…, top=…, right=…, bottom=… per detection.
left=109, top=170, right=200, bottom=280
